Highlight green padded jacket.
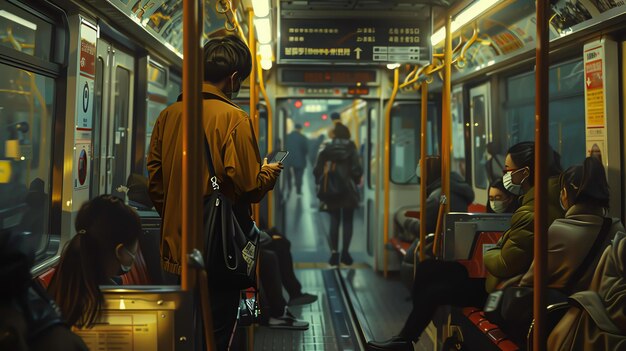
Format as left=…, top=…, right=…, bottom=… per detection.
left=484, top=176, right=564, bottom=292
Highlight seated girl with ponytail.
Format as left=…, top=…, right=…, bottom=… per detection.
left=519, top=156, right=619, bottom=292
left=48, top=195, right=142, bottom=328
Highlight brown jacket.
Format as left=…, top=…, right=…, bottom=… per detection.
left=147, top=83, right=277, bottom=274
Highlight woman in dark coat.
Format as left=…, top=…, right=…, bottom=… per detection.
left=313, top=123, right=363, bottom=266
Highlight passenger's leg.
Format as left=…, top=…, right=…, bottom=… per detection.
left=398, top=260, right=485, bottom=341
left=264, top=237, right=302, bottom=298
left=259, top=250, right=288, bottom=318
left=209, top=286, right=240, bottom=351
left=294, top=167, right=304, bottom=194
left=328, top=209, right=341, bottom=265
left=340, top=207, right=355, bottom=265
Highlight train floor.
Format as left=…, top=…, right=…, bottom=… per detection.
left=252, top=166, right=414, bottom=350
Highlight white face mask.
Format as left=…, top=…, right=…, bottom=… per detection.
left=503, top=169, right=525, bottom=195
left=490, top=200, right=507, bottom=213
left=559, top=189, right=568, bottom=211
left=117, top=246, right=136, bottom=275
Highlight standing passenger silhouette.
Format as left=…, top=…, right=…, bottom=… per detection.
left=285, top=123, right=309, bottom=195
left=147, top=35, right=282, bottom=350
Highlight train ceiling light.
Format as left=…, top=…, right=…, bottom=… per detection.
left=254, top=17, right=272, bottom=44
left=431, top=0, right=502, bottom=45
left=252, top=0, right=270, bottom=17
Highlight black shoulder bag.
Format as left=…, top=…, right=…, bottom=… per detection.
left=484, top=217, right=613, bottom=328
left=200, top=93, right=260, bottom=290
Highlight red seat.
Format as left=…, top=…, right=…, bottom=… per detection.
left=37, top=267, right=56, bottom=289
left=389, top=237, right=412, bottom=256
left=468, top=203, right=487, bottom=213
left=457, top=231, right=503, bottom=278
left=461, top=307, right=520, bottom=350
left=121, top=245, right=152, bottom=285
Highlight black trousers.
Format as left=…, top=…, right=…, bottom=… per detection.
left=288, top=167, right=305, bottom=193
left=167, top=272, right=239, bottom=351
left=399, top=260, right=488, bottom=342
left=209, top=286, right=240, bottom=350
left=328, top=207, right=354, bottom=253
left=262, top=236, right=302, bottom=298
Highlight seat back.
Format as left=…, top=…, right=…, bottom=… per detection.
left=137, top=210, right=165, bottom=284
left=36, top=267, right=56, bottom=289
left=73, top=286, right=195, bottom=351
left=442, top=213, right=512, bottom=278
left=121, top=245, right=152, bottom=285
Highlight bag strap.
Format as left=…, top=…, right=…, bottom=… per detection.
left=178, top=91, right=239, bottom=191
left=565, top=217, right=612, bottom=292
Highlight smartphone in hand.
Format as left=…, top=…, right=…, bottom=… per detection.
left=270, top=151, right=289, bottom=163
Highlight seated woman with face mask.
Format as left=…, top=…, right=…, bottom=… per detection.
left=48, top=195, right=142, bottom=328
left=519, top=156, right=619, bottom=292
left=486, top=178, right=520, bottom=214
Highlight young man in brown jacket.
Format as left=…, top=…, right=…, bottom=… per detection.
left=147, top=35, right=282, bottom=350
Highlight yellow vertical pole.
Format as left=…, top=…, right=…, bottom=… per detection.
left=383, top=68, right=399, bottom=278
left=418, top=81, right=428, bottom=262
left=248, top=9, right=260, bottom=224
left=441, top=16, right=452, bottom=214
left=257, top=57, right=274, bottom=227
left=181, top=0, right=202, bottom=293
left=352, top=99, right=360, bottom=148
left=534, top=0, right=549, bottom=349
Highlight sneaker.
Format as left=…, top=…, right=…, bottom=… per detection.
left=341, top=251, right=353, bottom=265
left=268, top=308, right=309, bottom=330
left=329, top=252, right=340, bottom=266
left=367, top=336, right=412, bottom=350
left=288, top=293, right=318, bottom=306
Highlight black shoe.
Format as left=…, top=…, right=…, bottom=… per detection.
left=288, top=293, right=318, bottom=306
left=329, top=252, right=340, bottom=266
left=267, top=308, right=309, bottom=330
left=341, top=251, right=353, bottom=265
left=367, top=336, right=412, bottom=350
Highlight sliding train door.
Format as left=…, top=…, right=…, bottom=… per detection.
left=92, top=38, right=135, bottom=200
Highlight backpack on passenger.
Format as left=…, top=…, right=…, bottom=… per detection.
left=316, top=160, right=345, bottom=203
left=547, top=231, right=626, bottom=351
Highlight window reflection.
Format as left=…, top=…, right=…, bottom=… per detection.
left=0, top=63, right=55, bottom=259
left=0, top=2, right=52, bottom=60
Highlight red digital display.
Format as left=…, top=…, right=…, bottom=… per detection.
left=347, top=87, right=370, bottom=95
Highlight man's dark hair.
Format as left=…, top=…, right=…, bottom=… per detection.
left=332, top=123, right=351, bottom=139
left=203, top=35, right=252, bottom=83
left=330, top=112, right=340, bottom=121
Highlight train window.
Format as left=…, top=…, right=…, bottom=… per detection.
left=111, top=66, right=131, bottom=200
left=390, top=103, right=421, bottom=184
left=148, top=62, right=166, bottom=88
left=0, top=2, right=53, bottom=60
left=166, top=73, right=181, bottom=104
left=258, top=107, right=268, bottom=158
left=0, top=62, right=56, bottom=260
left=503, top=59, right=585, bottom=169
left=451, top=87, right=466, bottom=180
left=389, top=102, right=439, bottom=184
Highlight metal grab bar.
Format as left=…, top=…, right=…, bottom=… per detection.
left=417, top=80, right=428, bottom=263
left=382, top=68, right=399, bottom=278
left=256, top=55, right=274, bottom=227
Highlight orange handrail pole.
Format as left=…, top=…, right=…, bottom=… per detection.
left=257, top=58, right=274, bottom=227
left=534, top=0, right=550, bottom=349
left=441, top=16, right=452, bottom=215
left=183, top=0, right=216, bottom=349
left=181, top=0, right=202, bottom=293
left=418, top=81, right=428, bottom=262
left=248, top=9, right=260, bottom=225
left=383, top=68, right=399, bottom=278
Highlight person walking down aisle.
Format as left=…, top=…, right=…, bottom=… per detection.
left=314, top=123, right=363, bottom=266
left=147, top=35, right=282, bottom=351
left=285, top=123, right=309, bottom=195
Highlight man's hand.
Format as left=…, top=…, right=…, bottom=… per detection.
left=262, top=157, right=283, bottom=177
